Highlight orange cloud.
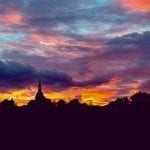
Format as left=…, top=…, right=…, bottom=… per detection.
left=1, top=11, right=23, bottom=25
left=123, top=0, right=150, bottom=11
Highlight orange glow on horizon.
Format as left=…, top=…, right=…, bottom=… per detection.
left=0, top=81, right=119, bottom=106
left=0, top=78, right=141, bottom=106
left=123, top=0, right=150, bottom=11
left=0, top=86, right=118, bottom=106
left=0, top=88, right=35, bottom=106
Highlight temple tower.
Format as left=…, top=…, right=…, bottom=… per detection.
left=35, top=81, right=45, bottom=101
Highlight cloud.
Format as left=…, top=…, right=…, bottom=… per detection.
left=122, top=0, right=150, bottom=11
left=0, top=0, right=149, bottom=40
left=0, top=60, right=73, bottom=89
left=140, top=80, right=150, bottom=92
left=1, top=11, right=23, bottom=25
left=107, top=31, right=150, bottom=48
left=0, top=60, right=36, bottom=88
left=0, top=60, right=109, bottom=90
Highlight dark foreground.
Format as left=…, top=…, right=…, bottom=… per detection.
left=0, top=92, right=150, bottom=149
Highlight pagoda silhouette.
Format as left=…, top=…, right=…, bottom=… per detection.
left=27, top=81, right=51, bottom=111
left=35, top=81, right=46, bottom=101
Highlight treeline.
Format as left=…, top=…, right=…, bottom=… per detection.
left=0, top=91, right=150, bottom=126
left=0, top=91, right=150, bottom=114
left=0, top=92, right=150, bottom=149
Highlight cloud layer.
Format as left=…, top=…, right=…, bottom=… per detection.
left=0, top=60, right=109, bottom=90
left=0, top=0, right=149, bottom=105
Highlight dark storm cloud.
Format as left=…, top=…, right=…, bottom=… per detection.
left=73, top=77, right=109, bottom=87
left=76, top=31, right=150, bottom=65
left=0, top=60, right=37, bottom=88
left=0, top=60, right=72, bottom=89
left=104, top=31, right=150, bottom=66
left=0, top=60, right=109, bottom=90
left=0, top=60, right=74, bottom=89
left=108, top=31, right=150, bottom=48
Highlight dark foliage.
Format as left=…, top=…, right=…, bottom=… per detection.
left=0, top=88, right=150, bottom=149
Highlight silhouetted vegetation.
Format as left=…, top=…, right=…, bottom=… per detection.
left=0, top=89, right=150, bottom=128
left=0, top=84, right=150, bottom=149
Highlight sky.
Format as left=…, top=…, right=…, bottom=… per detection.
left=0, top=0, right=149, bottom=106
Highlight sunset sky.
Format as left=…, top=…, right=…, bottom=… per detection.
left=0, top=0, right=149, bottom=106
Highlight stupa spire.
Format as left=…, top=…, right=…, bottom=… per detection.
left=35, top=81, right=45, bottom=101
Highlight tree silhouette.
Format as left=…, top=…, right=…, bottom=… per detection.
left=0, top=89, right=149, bottom=149
left=0, top=99, right=16, bottom=112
